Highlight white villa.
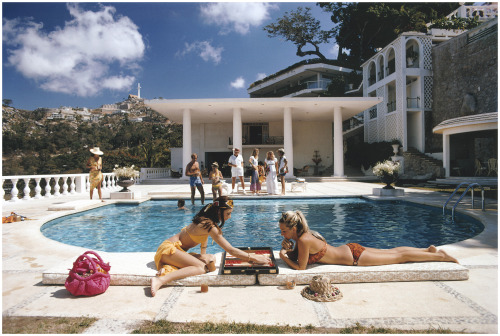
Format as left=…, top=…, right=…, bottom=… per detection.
left=145, top=97, right=380, bottom=178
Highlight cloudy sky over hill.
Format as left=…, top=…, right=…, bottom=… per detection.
left=2, top=2, right=337, bottom=110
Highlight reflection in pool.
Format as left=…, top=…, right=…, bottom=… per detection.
left=41, top=198, right=484, bottom=254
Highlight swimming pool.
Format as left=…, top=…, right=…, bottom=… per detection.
left=41, top=198, right=484, bottom=254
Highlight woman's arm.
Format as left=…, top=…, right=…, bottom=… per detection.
left=209, top=229, right=271, bottom=264
left=200, top=237, right=208, bottom=255
left=279, top=238, right=309, bottom=270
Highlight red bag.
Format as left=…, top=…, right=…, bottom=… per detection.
left=65, top=251, right=111, bottom=296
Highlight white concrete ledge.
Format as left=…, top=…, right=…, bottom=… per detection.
left=48, top=200, right=102, bottom=211
left=258, top=253, right=468, bottom=285
left=42, top=251, right=468, bottom=287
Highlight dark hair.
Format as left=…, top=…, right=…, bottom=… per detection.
left=177, top=199, right=185, bottom=207
left=193, top=196, right=233, bottom=231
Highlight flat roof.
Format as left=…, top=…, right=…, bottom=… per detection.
left=145, top=97, right=382, bottom=123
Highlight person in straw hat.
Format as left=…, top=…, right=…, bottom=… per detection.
left=86, top=147, right=104, bottom=202
left=278, top=210, right=458, bottom=270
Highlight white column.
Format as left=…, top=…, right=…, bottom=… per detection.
left=232, top=108, right=243, bottom=150
left=182, top=108, right=192, bottom=180
left=283, top=107, right=294, bottom=178
left=443, top=133, right=450, bottom=178
left=333, top=106, right=345, bottom=177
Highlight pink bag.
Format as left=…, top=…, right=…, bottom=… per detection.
left=65, top=251, right=111, bottom=296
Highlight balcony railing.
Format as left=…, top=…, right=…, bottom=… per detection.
left=407, top=97, right=421, bottom=108
left=343, top=115, right=364, bottom=132
left=2, top=168, right=170, bottom=202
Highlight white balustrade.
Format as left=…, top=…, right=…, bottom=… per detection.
left=139, top=168, right=170, bottom=183
left=1, top=173, right=112, bottom=202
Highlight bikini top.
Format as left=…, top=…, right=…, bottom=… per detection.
left=307, top=242, right=327, bottom=265
left=181, top=225, right=209, bottom=244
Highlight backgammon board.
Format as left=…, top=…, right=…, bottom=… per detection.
left=219, top=247, right=279, bottom=275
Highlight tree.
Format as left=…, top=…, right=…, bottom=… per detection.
left=3, top=99, right=12, bottom=106
left=263, top=7, right=333, bottom=61
left=319, top=2, right=462, bottom=65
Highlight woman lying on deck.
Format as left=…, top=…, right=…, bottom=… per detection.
left=278, top=210, right=458, bottom=270
left=151, top=196, right=271, bottom=297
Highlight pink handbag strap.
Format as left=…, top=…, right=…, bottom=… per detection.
left=69, top=251, right=110, bottom=281
left=82, top=251, right=111, bottom=272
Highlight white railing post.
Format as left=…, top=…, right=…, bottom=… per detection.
left=45, top=178, right=53, bottom=198
left=34, top=178, right=43, bottom=199
left=61, top=176, right=69, bottom=195
left=53, top=177, right=61, bottom=197
left=75, top=175, right=86, bottom=193
left=22, top=178, right=31, bottom=200
left=10, top=178, right=19, bottom=202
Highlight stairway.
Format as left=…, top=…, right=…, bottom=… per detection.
left=402, top=147, right=445, bottom=178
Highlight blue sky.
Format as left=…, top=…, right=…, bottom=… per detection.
left=2, top=2, right=338, bottom=110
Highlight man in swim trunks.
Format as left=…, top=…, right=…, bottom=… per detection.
left=185, top=153, right=205, bottom=205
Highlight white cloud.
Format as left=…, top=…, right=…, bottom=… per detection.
left=230, top=76, right=246, bottom=89
left=177, top=41, right=223, bottom=65
left=256, top=73, right=267, bottom=80
left=200, top=2, right=279, bottom=35
left=3, top=3, right=145, bottom=96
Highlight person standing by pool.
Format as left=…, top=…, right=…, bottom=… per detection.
left=277, top=148, right=288, bottom=195
left=228, top=148, right=245, bottom=194
left=86, top=147, right=104, bottom=202
left=185, top=153, right=205, bottom=205
left=278, top=210, right=459, bottom=270
left=151, top=196, right=271, bottom=297
left=264, top=151, right=279, bottom=195
left=209, top=162, right=223, bottom=201
left=249, top=148, right=261, bottom=195
left=258, top=161, right=266, bottom=194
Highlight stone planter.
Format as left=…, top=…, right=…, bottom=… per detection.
left=380, top=174, right=397, bottom=190
left=117, top=179, right=135, bottom=192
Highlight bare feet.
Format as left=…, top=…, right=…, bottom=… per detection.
left=151, top=277, right=162, bottom=297
left=427, top=245, right=437, bottom=253
left=438, top=250, right=459, bottom=263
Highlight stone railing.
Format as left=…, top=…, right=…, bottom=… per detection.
left=2, top=173, right=119, bottom=202
left=138, top=168, right=170, bottom=183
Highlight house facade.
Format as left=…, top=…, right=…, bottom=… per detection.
left=145, top=97, right=380, bottom=179
left=361, top=6, right=498, bottom=178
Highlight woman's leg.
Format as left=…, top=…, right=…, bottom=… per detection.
left=364, top=245, right=437, bottom=254
left=212, top=187, right=217, bottom=201
left=96, top=183, right=103, bottom=201
left=151, top=250, right=207, bottom=297
left=357, top=248, right=458, bottom=266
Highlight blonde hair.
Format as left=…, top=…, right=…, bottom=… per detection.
left=266, top=151, right=274, bottom=160
left=252, top=148, right=259, bottom=157
left=279, top=210, right=309, bottom=237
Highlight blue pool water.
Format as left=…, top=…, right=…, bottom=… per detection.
left=41, top=198, right=484, bottom=254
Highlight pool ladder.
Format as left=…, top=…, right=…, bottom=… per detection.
left=443, top=182, right=485, bottom=220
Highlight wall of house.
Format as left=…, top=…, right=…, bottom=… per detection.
left=430, top=20, right=498, bottom=152
left=292, top=121, right=333, bottom=172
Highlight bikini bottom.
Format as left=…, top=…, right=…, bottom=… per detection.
left=346, top=243, right=366, bottom=266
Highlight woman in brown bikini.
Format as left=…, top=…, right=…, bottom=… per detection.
left=278, top=210, right=458, bottom=270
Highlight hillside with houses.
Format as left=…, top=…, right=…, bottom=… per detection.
left=2, top=95, right=182, bottom=176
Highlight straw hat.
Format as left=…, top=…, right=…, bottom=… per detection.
left=90, top=147, right=104, bottom=155
left=212, top=162, right=219, bottom=167
left=301, top=275, right=343, bottom=302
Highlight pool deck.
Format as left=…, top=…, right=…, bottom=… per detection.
left=2, top=180, right=498, bottom=333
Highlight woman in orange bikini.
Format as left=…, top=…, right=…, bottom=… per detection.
left=151, top=196, right=271, bottom=297
left=278, top=210, right=458, bottom=270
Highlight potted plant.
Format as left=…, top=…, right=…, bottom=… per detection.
left=113, top=165, right=140, bottom=192
left=373, top=160, right=400, bottom=189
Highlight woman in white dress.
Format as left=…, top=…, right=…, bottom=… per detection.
left=265, top=151, right=279, bottom=195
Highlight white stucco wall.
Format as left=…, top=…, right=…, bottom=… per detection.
left=293, top=121, right=333, bottom=170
